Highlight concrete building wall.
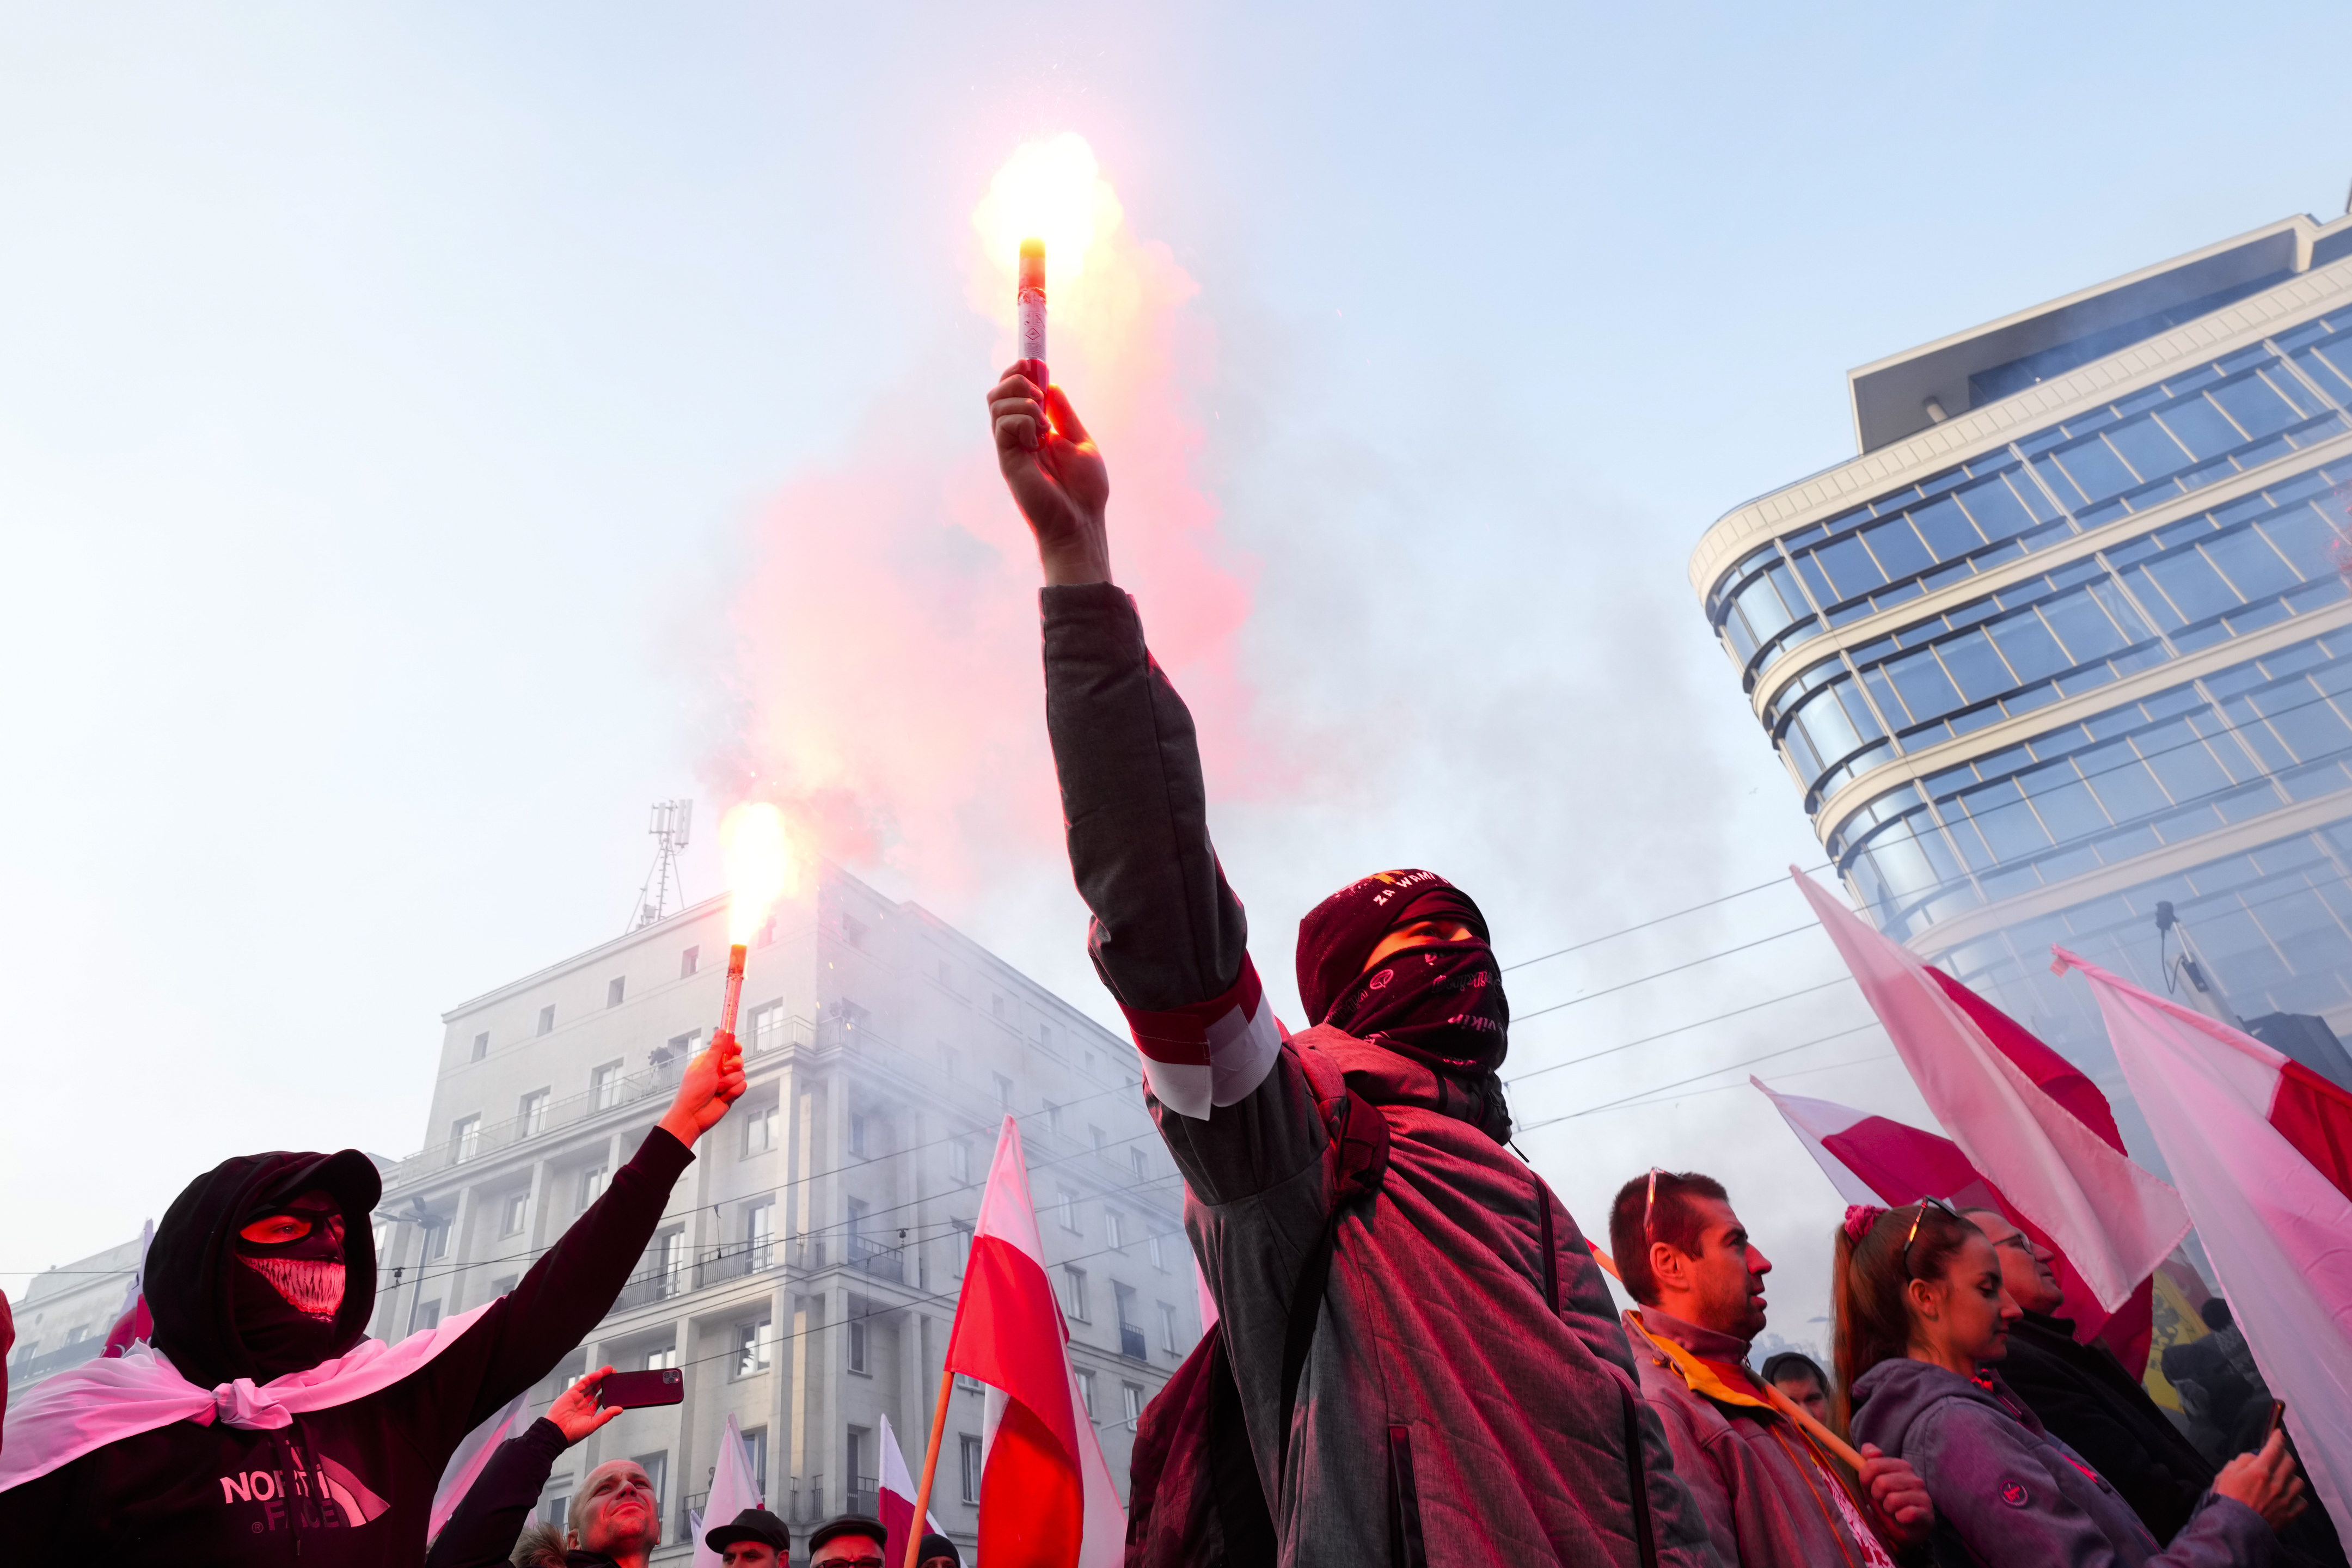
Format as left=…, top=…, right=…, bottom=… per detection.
left=4, top=1235, right=141, bottom=1402
left=371, top=863, right=1193, bottom=1561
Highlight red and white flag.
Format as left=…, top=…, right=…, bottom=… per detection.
left=944, top=1116, right=1125, bottom=1568
left=877, top=1413, right=942, bottom=1554
left=1794, top=869, right=2186, bottom=1310
left=690, top=1414, right=764, bottom=1568
left=2054, top=947, right=2352, bottom=1543
left=1753, top=1078, right=2154, bottom=1366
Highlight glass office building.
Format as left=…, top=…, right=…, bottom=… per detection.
left=1693, top=213, right=2352, bottom=1083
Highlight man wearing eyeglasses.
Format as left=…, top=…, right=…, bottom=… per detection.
left=804, top=1514, right=887, bottom=1568
left=1608, top=1169, right=1933, bottom=1568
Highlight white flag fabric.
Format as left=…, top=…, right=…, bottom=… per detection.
left=427, top=1389, right=526, bottom=1543
left=691, top=1414, right=763, bottom=1568
left=1794, top=868, right=2188, bottom=1308
left=877, top=1411, right=943, bottom=1549
left=2055, top=946, right=2352, bottom=1548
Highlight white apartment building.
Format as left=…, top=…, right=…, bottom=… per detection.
left=4, top=1235, right=142, bottom=1401
left=371, top=862, right=1195, bottom=1561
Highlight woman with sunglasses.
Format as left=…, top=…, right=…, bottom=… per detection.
left=1834, top=1201, right=2304, bottom=1566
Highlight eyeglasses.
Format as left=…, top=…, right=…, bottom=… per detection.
left=813, top=1558, right=886, bottom=1568
left=1901, top=1197, right=1958, bottom=1273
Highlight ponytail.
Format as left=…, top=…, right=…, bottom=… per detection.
left=1828, top=1200, right=1981, bottom=1435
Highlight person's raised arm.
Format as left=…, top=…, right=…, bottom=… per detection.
left=425, top=1369, right=623, bottom=1568
left=988, top=366, right=1277, bottom=1140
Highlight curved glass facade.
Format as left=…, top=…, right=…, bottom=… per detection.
left=1702, top=268, right=2352, bottom=1048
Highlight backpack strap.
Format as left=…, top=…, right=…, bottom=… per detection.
left=1275, top=1086, right=1391, bottom=1475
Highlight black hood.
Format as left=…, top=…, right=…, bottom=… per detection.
left=148, top=1147, right=382, bottom=1388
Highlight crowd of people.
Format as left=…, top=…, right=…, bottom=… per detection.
left=0, top=364, right=2336, bottom=1566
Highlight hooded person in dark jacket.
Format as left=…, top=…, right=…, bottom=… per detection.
left=1835, top=1202, right=2302, bottom=1568
left=988, top=364, right=1719, bottom=1566
left=0, top=1037, right=744, bottom=1564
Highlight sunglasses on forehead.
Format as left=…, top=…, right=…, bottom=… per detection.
left=1901, top=1196, right=1960, bottom=1271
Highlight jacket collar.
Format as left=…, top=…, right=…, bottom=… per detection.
left=1625, top=1308, right=1768, bottom=1411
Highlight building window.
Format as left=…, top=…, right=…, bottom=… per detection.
left=748, top=1000, right=785, bottom=1055
left=745, top=1100, right=779, bottom=1155
left=1059, top=1265, right=1087, bottom=1322
left=741, top=1426, right=769, bottom=1502
left=607, top=977, right=626, bottom=1008
left=1149, top=1231, right=1168, bottom=1272
left=950, top=1140, right=971, bottom=1184
left=450, top=1115, right=481, bottom=1163
left=1038, top=1022, right=1054, bottom=1050
left=422, top=1219, right=449, bottom=1261
left=1159, top=1301, right=1181, bottom=1353
left=490, top=1274, right=517, bottom=1297
left=519, top=1088, right=550, bottom=1135
left=848, top=1313, right=869, bottom=1374
left=1091, top=1126, right=1107, bottom=1158
left=746, top=1200, right=776, bottom=1269
left=470, top=1031, right=489, bottom=1062
left=536, top=1005, right=556, bottom=1036
left=1115, top=1283, right=1143, bottom=1359
left=736, top=1318, right=773, bottom=1377
left=681, top=946, right=700, bottom=977
left=1045, top=1101, right=1064, bottom=1137
left=991, top=995, right=1007, bottom=1022
left=411, top=1297, right=442, bottom=1333
left=541, top=1473, right=573, bottom=1534
left=501, top=1192, right=528, bottom=1236
left=1058, top=1187, right=1080, bottom=1233
left=644, top=1343, right=678, bottom=1371
left=1076, top=1367, right=1096, bottom=1417
left=756, top=916, right=776, bottom=948
left=840, top=913, right=868, bottom=950
left=994, top=1073, right=1013, bottom=1110
left=592, top=1061, right=623, bottom=1109
left=1130, top=1148, right=1148, bottom=1180
left=630, top=1452, right=667, bottom=1521
left=952, top=1220, right=973, bottom=1276
left=1123, top=1383, right=1144, bottom=1429
left=936, top=958, right=951, bottom=985
left=959, top=1436, right=983, bottom=1504
left=1105, top=1210, right=1125, bottom=1251
left=850, top=1114, right=870, bottom=1158
left=653, top=1227, right=685, bottom=1298
left=579, top=1167, right=607, bottom=1209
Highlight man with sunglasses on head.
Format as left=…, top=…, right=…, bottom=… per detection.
left=0, top=1037, right=746, bottom=1564
left=990, top=365, right=1717, bottom=1565
left=1609, top=1169, right=1935, bottom=1568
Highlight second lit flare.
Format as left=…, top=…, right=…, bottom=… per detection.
left=1016, top=236, right=1047, bottom=370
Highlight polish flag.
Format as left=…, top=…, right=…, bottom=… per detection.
left=1753, top=1078, right=2153, bottom=1368
left=877, top=1413, right=942, bottom=1552
left=427, top=1391, right=527, bottom=1544
left=101, top=1219, right=154, bottom=1358
left=944, top=1117, right=1125, bottom=1568
left=1793, top=869, right=2187, bottom=1310
left=690, top=1415, right=764, bottom=1568
left=2055, top=947, right=2352, bottom=1543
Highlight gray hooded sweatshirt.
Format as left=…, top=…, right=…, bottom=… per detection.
left=1040, top=584, right=1719, bottom=1567
left=1849, top=1358, right=2274, bottom=1568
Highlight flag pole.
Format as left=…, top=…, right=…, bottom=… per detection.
left=1589, top=1245, right=1867, bottom=1472
left=901, top=1359, right=957, bottom=1568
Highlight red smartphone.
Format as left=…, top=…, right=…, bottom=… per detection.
left=598, top=1369, right=684, bottom=1409
left=2263, top=1400, right=2286, bottom=1443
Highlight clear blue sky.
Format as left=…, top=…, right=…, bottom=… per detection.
left=7, top=2, right=2350, bottom=1340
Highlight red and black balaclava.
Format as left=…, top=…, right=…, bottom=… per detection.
left=148, top=1148, right=380, bottom=1388
left=1296, top=868, right=1510, bottom=1077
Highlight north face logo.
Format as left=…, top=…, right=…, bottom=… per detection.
left=220, top=1447, right=390, bottom=1528
left=1999, top=1479, right=2030, bottom=1509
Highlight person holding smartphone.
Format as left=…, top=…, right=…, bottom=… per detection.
left=0, top=1037, right=745, bottom=1564
left=426, top=1368, right=625, bottom=1568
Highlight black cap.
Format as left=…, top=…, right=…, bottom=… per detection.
left=704, top=1506, right=791, bottom=1554
left=916, top=1532, right=963, bottom=1565
left=806, top=1514, right=889, bottom=1557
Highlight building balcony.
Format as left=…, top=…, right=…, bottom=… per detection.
left=1119, top=1325, right=1147, bottom=1361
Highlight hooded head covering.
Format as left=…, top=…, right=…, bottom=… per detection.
left=146, top=1148, right=382, bottom=1389
left=1296, top=868, right=1510, bottom=1077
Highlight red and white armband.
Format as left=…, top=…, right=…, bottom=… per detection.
left=1116, top=954, right=1285, bottom=1120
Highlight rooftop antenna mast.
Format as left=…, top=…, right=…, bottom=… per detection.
left=630, top=799, right=693, bottom=932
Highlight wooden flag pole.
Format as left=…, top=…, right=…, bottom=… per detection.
left=901, top=1362, right=958, bottom=1568
left=1588, top=1243, right=1867, bottom=1472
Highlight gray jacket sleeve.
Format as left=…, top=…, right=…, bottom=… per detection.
left=1041, top=584, right=1324, bottom=1208
left=1913, top=1400, right=2274, bottom=1568
left=1042, top=583, right=1250, bottom=1011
